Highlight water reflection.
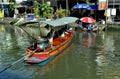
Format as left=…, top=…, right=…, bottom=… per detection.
left=0, top=25, right=39, bottom=66
left=80, top=32, right=96, bottom=48
left=0, top=24, right=120, bottom=79
left=95, top=31, right=120, bottom=79
left=0, top=25, right=5, bottom=32
left=95, top=34, right=115, bottom=66
left=24, top=43, right=74, bottom=77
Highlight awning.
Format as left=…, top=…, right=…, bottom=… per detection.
left=73, top=3, right=89, bottom=9
left=42, top=17, right=78, bottom=27
left=86, top=5, right=98, bottom=10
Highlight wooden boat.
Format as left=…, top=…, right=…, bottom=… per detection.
left=24, top=17, right=78, bottom=66
left=79, top=23, right=103, bottom=33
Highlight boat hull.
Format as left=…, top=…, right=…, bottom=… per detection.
left=24, top=30, right=74, bottom=65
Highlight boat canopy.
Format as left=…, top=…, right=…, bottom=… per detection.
left=40, top=17, right=78, bottom=36
left=41, top=17, right=78, bottom=27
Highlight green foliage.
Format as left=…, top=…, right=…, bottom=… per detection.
left=33, top=1, right=41, bottom=17
left=55, top=9, right=67, bottom=18
left=9, top=0, right=15, bottom=11
left=33, top=1, right=53, bottom=18
left=34, top=1, right=41, bottom=8
left=33, top=8, right=40, bottom=16
left=39, top=2, right=54, bottom=18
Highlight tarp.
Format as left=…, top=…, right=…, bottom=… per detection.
left=87, top=5, right=98, bottom=10
left=42, top=17, right=78, bottom=27
left=73, top=3, right=89, bottom=9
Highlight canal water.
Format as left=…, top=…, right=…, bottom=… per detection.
left=0, top=24, right=120, bottom=79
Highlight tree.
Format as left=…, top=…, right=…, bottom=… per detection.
left=39, top=2, right=54, bottom=18
left=33, top=1, right=53, bottom=18
left=33, top=1, right=41, bottom=17
left=55, top=5, right=67, bottom=18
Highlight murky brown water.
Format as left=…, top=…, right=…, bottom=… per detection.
left=0, top=24, right=120, bottom=79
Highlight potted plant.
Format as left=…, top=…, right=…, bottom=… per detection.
left=55, top=6, right=67, bottom=18
left=40, top=2, right=54, bottom=19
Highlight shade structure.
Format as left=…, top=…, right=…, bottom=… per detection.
left=73, top=3, right=89, bottom=9
left=42, top=17, right=78, bottom=27
left=80, top=17, right=96, bottom=23
left=86, top=5, right=98, bottom=10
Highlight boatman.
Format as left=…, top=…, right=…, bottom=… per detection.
left=87, top=24, right=92, bottom=31
left=47, top=29, right=55, bottom=46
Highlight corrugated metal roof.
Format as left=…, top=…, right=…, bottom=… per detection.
left=42, top=17, right=78, bottom=27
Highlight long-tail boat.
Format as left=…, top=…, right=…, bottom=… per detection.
left=24, top=17, right=78, bottom=66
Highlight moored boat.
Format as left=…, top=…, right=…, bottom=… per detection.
left=77, top=17, right=105, bottom=33
left=24, top=17, right=78, bottom=66
left=78, top=22, right=105, bottom=33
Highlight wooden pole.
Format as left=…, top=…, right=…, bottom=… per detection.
left=105, top=0, right=108, bottom=31
left=2, top=0, right=4, bottom=21
left=66, top=0, right=69, bottom=16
